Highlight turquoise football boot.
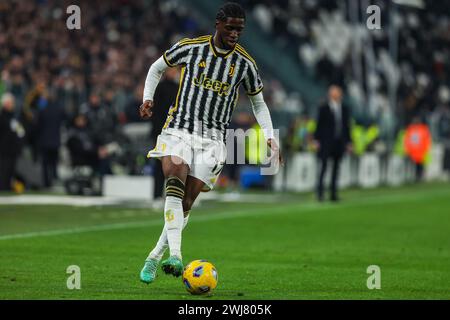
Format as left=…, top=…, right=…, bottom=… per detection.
left=161, top=256, right=184, bottom=277
left=140, top=258, right=159, bottom=284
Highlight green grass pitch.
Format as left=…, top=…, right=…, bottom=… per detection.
left=0, top=183, right=449, bottom=299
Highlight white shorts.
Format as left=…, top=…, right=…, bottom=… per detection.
left=147, top=128, right=227, bottom=191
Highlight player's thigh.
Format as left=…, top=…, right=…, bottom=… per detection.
left=161, top=156, right=189, bottom=184
left=183, top=175, right=206, bottom=212
left=190, top=140, right=226, bottom=190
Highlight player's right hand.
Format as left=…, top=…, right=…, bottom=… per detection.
left=139, top=100, right=153, bottom=119
left=267, top=138, right=284, bottom=167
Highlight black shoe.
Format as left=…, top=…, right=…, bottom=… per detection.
left=331, top=196, right=340, bottom=202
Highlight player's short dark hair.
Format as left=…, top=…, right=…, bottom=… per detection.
left=216, top=2, right=246, bottom=21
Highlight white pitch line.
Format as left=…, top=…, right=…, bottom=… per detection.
left=0, top=203, right=302, bottom=241
left=0, top=195, right=124, bottom=206
left=0, top=221, right=158, bottom=240
left=0, top=190, right=447, bottom=241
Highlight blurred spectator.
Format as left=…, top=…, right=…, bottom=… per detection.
left=21, top=81, right=48, bottom=162
left=435, top=105, right=450, bottom=175
left=125, top=84, right=146, bottom=123
left=286, top=115, right=315, bottom=153
left=37, top=90, right=65, bottom=188
left=404, top=116, right=432, bottom=182
left=81, top=92, right=117, bottom=146
left=66, top=113, right=98, bottom=171
left=80, top=92, right=118, bottom=176
left=0, top=93, right=25, bottom=191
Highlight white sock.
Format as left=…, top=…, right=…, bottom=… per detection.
left=148, top=213, right=190, bottom=261
left=147, top=227, right=169, bottom=261
left=163, top=195, right=184, bottom=259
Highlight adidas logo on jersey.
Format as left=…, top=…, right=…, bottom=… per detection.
left=192, top=72, right=231, bottom=96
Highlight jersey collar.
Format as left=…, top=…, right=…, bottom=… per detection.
left=209, top=35, right=236, bottom=59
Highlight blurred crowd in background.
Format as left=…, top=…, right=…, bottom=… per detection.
left=1, top=0, right=450, bottom=193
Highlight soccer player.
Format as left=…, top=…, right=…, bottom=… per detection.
left=139, top=2, right=281, bottom=283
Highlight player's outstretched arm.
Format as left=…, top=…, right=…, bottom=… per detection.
left=140, top=56, right=170, bottom=119
left=249, top=92, right=284, bottom=165
left=267, top=138, right=283, bottom=165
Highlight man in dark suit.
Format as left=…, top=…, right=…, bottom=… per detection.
left=314, top=85, right=352, bottom=202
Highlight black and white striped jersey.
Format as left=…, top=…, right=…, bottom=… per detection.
left=162, top=35, right=263, bottom=139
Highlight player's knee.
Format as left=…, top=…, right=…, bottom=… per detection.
left=165, top=176, right=185, bottom=200
left=162, top=156, right=187, bottom=177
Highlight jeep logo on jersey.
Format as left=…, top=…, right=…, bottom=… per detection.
left=192, top=73, right=231, bottom=96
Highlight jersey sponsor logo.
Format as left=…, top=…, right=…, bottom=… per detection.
left=192, top=72, right=231, bottom=96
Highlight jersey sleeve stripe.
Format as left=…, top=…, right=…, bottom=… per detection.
left=177, top=37, right=191, bottom=44
left=165, top=43, right=194, bottom=66
left=179, top=35, right=210, bottom=44
left=178, top=37, right=210, bottom=46
left=236, top=50, right=256, bottom=68
left=166, top=38, right=209, bottom=63
left=163, top=52, right=176, bottom=67
left=235, top=45, right=257, bottom=68
left=246, top=86, right=264, bottom=96
left=168, top=50, right=190, bottom=66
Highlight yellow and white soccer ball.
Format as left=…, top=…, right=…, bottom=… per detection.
left=182, top=260, right=218, bottom=295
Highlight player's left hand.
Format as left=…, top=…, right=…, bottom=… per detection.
left=139, top=100, right=154, bottom=119
left=267, top=138, right=284, bottom=166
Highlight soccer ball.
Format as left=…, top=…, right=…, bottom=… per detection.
left=182, top=260, right=218, bottom=295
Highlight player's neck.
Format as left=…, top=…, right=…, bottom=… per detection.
left=213, top=33, right=234, bottom=51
